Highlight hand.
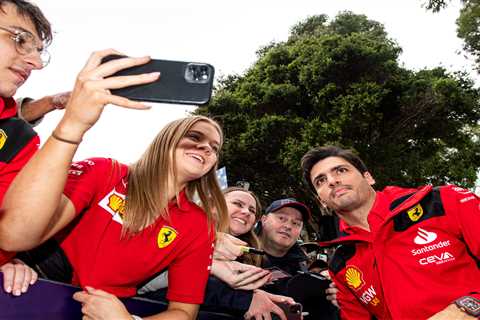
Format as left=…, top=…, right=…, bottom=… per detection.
left=325, top=281, right=339, bottom=308
left=211, top=260, right=271, bottom=290
left=73, top=286, right=131, bottom=320
left=0, top=258, right=38, bottom=296
left=214, top=232, right=247, bottom=260
left=427, top=303, right=477, bottom=319
left=244, top=289, right=296, bottom=320
left=56, top=49, right=160, bottom=141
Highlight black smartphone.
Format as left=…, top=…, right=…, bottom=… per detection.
left=277, top=302, right=303, bottom=320
left=101, top=55, right=215, bottom=105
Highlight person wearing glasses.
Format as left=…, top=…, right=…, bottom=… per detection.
left=0, top=0, right=54, bottom=297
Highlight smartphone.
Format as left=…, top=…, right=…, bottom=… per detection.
left=277, top=302, right=303, bottom=320
left=101, top=55, right=215, bottom=105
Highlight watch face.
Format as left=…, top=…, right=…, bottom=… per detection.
left=458, top=296, right=480, bottom=316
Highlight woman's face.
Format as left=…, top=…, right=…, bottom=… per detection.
left=175, top=121, right=221, bottom=188
left=225, top=190, right=257, bottom=236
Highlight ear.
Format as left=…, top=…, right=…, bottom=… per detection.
left=260, top=215, right=268, bottom=224
left=314, top=195, right=328, bottom=209
left=363, top=171, right=375, bottom=186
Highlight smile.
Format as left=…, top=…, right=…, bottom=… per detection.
left=186, top=153, right=204, bottom=164
left=232, top=217, right=247, bottom=225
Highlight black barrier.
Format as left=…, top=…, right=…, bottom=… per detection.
left=0, top=274, right=236, bottom=319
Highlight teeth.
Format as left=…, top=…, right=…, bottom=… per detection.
left=189, top=154, right=204, bottom=163
left=233, top=218, right=246, bottom=225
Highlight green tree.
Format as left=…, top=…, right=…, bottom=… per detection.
left=197, top=12, right=480, bottom=218
left=424, top=0, right=480, bottom=71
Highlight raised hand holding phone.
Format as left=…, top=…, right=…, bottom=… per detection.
left=56, top=49, right=159, bottom=143
left=101, top=54, right=215, bottom=105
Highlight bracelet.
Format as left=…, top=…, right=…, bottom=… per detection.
left=51, top=130, right=82, bottom=145
left=131, top=315, right=143, bottom=320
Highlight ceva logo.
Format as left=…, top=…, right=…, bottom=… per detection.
left=414, top=227, right=437, bottom=245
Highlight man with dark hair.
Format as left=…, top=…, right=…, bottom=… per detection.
left=301, top=145, right=480, bottom=319
left=0, top=0, right=56, bottom=295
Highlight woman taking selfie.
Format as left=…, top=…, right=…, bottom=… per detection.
left=0, top=50, right=228, bottom=320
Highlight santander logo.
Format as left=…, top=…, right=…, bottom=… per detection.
left=414, top=228, right=437, bottom=245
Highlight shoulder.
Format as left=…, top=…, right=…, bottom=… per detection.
left=329, top=243, right=357, bottom=275
left=68, top=157, right=127, bottom=176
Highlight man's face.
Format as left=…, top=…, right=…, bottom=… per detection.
left=261, top=207, right=303, bottom=253
left=309, top=156, right=375, bottom=213
left=0, top=3, right=43, bottom=97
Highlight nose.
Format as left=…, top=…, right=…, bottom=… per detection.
left=197, top=141, right=212, bottom=154
left=327, top=173, right=340, bottom=187
left=23, top=51, right=43, bottom=70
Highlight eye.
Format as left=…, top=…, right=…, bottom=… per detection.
left=248, top=207, right=256, bottom=215
left=314, top=176, right=327, bottom=188
left=232, top=200, right=243, bottom=208
left=293, top=221, right=302, bottom=228
left=337, top=167, right=348, bottom=174
left=186, top=132, right=200, bottom=141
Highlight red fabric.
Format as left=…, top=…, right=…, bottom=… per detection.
left=0, top=97, right=18, bottom=120
left=324, top=185, right=480, bottom=320
left=60, top=158, right=214, bottom=303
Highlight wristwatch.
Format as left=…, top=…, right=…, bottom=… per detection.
left=455, top=296, right=480, bottom=317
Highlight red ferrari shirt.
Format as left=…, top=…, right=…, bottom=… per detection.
left=60, top=158, right=215, bottom=303
left=0, top=97, right=39, bottom=264
left=324, top=185, right=480, bottom=320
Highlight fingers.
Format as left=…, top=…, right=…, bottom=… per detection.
left=235, top=269, right=270, bottom=287
left=97, top=72, right=160, bottom=90
left=81, top=49, right=125, bottom=72
left=1, top=262, right=14, bottom=293
left=236, top=271, right=271, bottom=289
left=107, top=94, right=151, bottom=110
left=84, top=286, right=112, bottom=298
left=266, top=292, right=294, bottom=305
left=73, top=290, right=89, bottom=303
left=91, top=55, right=152, bottom=79
left=270, top=304, right=286, bottom=320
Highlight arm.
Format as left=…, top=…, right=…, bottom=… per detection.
left=0, top=50, right=159, bottom=251
left=425, top=186, right=480, bottom=319
left=73, top=287, right=199, bottom=320
left=331, top=271, right=373, bottom=320
left=17, top=91, right=70, bottom=124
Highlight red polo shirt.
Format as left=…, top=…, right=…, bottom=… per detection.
left=60, top=157, right=214, bottom=303
left=0, top=97, right=39, bottom=265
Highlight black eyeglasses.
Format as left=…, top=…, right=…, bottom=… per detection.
left=0, top=25, right=50, bottom=67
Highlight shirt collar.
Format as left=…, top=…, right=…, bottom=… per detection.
left=0, top=97, right=18, bottom=120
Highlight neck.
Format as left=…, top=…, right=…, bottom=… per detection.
left=336, top=189, right=377, bottom=231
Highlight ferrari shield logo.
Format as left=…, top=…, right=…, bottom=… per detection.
left=407, top=204, right=423, bottom=222
left=0, top=129, right=7, bottom=150
left=157, top=226, right=177, bottom=248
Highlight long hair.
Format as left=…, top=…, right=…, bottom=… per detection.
left=223, top=187, right=263, bottom=266
left=124, top=116, right=228, bottom=235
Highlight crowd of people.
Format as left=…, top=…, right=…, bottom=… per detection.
left=0, top=1, right=479, bottom=319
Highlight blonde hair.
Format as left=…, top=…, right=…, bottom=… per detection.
left=124, top=116, right=229, bottom=235
left=223, top=187, right=263, bottom=266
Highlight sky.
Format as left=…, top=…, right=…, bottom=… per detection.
left=16, top=0, right=476, bottom=164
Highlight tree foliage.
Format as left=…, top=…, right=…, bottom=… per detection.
left=425, top=0, right=480, bottom=70
left=196, top=12, right=480, bottom=223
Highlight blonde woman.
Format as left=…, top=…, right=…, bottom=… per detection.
left=0, top=50, right=228, bottom=320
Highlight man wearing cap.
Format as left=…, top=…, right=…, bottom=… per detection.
left=258, top=198, right=310, bottom=277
